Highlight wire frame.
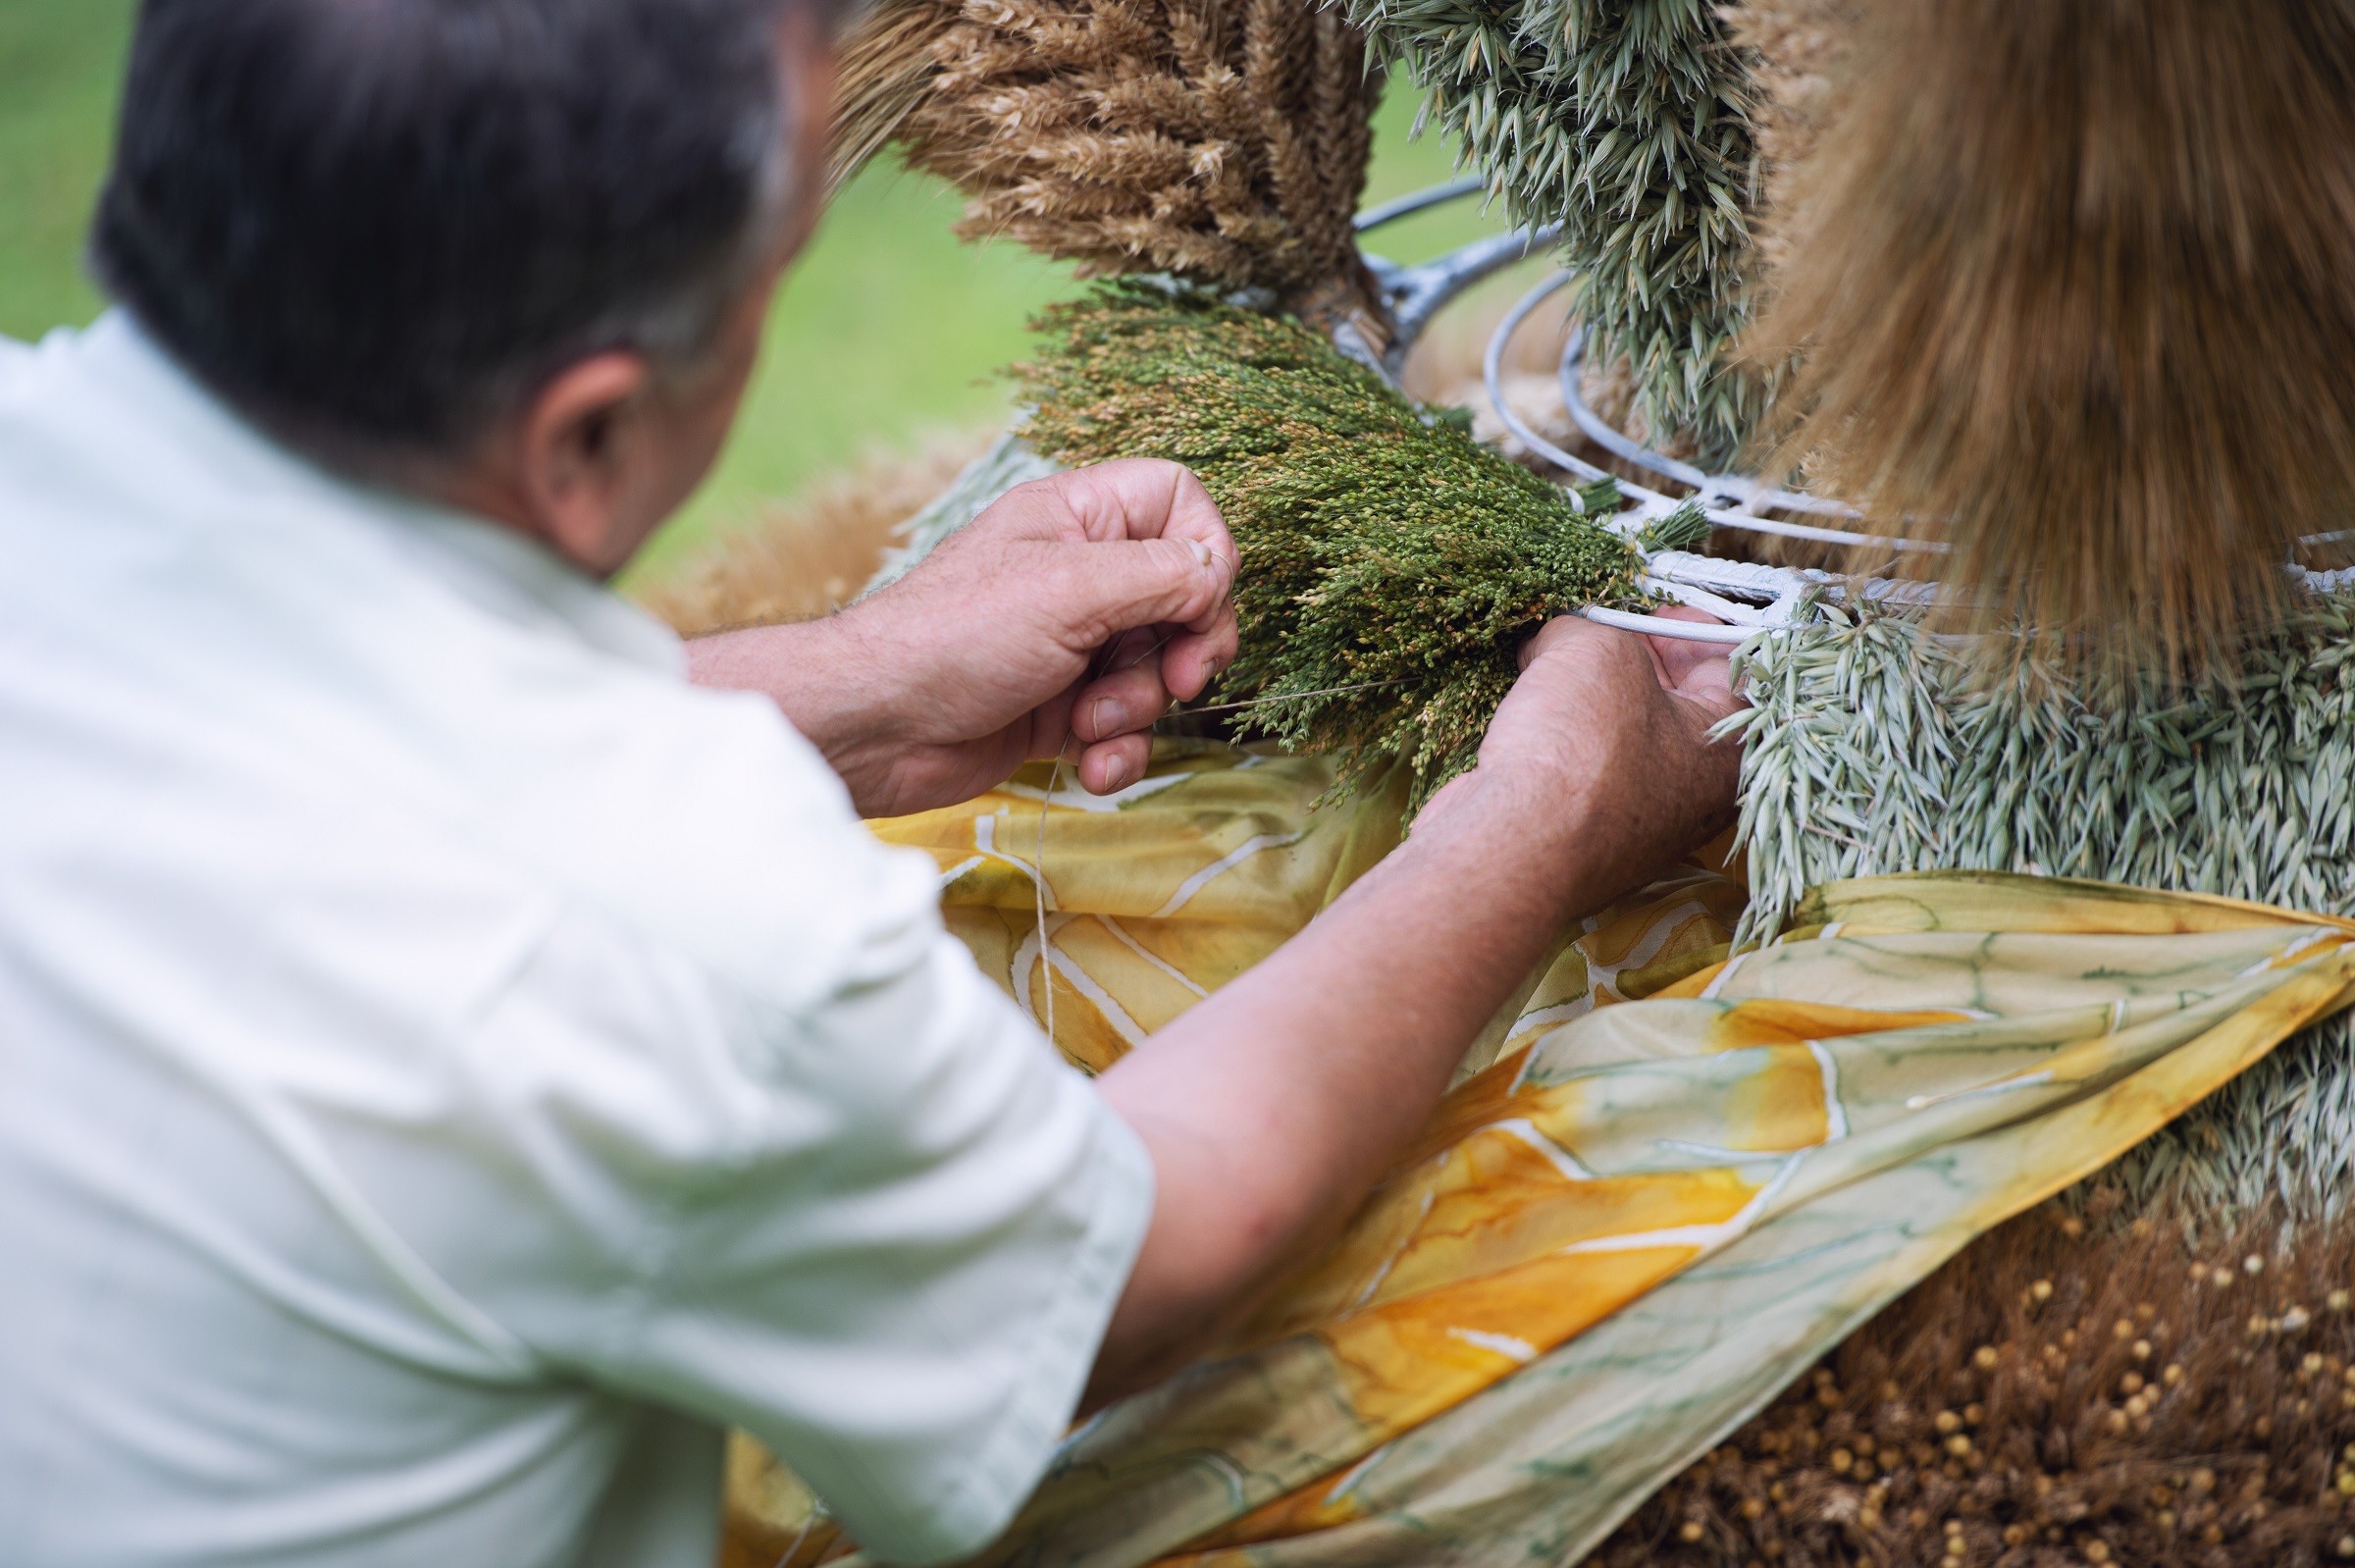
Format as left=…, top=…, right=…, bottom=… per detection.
left=1359, top=186, right=1905, bottom=644
left=1363, top=182, right=2348, bottom=641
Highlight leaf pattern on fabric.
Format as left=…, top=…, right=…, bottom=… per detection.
left=723, top=743, right=2355, bottom=1568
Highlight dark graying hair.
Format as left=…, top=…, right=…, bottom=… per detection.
left=90, top=0, right=842, bottom=461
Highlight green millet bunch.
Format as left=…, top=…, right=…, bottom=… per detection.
left=1344, top=0, right=1765, bottom=463
left=1016, top=281, right=1647, bottom=808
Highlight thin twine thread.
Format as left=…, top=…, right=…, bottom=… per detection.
left=1029, top=631, right=1176, bottom=1055
left=770, top=1501, right=830, bottom=1568
left=1036, top=754, right=1061, bottom=1050
left=1160, top=676, right=1408, bottom=722
left=1027, top=613, right=1388, bottom=1055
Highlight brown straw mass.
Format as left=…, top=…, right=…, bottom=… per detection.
left=831, top=0, right=1386, bottom=337
left=1740, top=0, right=2355, bottom=675
left=1597, top=1194, right=2355, bottom=1568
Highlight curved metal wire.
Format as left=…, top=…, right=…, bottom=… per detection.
left=1470, top=272, right=1941, bottom=637
left=1355, top=179, right=2354, bottom=649
left=1353, top=177, right=1489, bottom=234
left=1487, top=274, right=1951, bottom=555
left=1554, top=323, right=1856, bottom=518
left=1480, top=273, right=1631, bottom=507
left=1575, top=605, right=1755, bottom=644
left=1349, top=184, right=1838, bottom=641
left=1363, top=223, right=1562, bottom=380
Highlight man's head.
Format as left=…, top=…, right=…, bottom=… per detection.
left=92, top=0, right=841, bottom=575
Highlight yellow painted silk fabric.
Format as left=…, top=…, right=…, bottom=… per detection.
left=725, top=742, right=2355, bottom=1568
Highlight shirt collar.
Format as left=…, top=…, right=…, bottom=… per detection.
left=76, top=310, right=685, bottom=678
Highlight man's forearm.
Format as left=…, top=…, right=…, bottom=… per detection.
left=686, top=616, right=908, bottom=808
left=1087, top=760, right=1647, bottom=1401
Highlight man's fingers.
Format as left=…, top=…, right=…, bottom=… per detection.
left=955, top=456, right=1239, bottom=695
left=1667, top=651, right=1739, bottom=724
left=1156, top=620, right=1235, bottom=703
left=1053, top=534, right=1236, bottom=653
left=1071, top=656, right=1173, bottom=745
left=1634, top=606, right=1730, bottom=686
left=1051, top=459, right=1236, bottom=558
left=1075, top=733, right=1153, bottom=795
left=1516, top=611, right=1618, bottom=671
left=1022, top=683, right=1082, bottom=763
left=1519, top=609, right=1738, bottom=718
left=1509, top=611, right=1741, bottom=757
left=1626, top=608, right=1739, bottom=722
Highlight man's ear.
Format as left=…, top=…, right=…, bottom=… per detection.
left=512, top=350, right=655, bottom=571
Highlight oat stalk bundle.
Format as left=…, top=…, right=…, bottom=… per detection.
left=1342, top=0, right=1766, bottom=465
left=1726, top=603, right=2355, bottom=1221
left=832, top=0, right=1386, bottom=332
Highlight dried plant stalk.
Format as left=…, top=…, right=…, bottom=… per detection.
left=1743, top=0, right=2355, bottom=672
left=1723, top=0, right=1857, bottom=290
left=830, top=0, right=1387, bottom=334
left=1015, top=281, right=1648, bottom=808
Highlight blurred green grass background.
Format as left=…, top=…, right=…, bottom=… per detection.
left=1, top=0, right=1516, bottom=586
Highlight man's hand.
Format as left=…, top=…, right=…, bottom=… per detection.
left=689, top=460, right=1237, bottom=817
left=1417, top=607, right=1743, bottom=899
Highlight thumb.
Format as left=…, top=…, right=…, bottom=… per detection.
left=1058, top=534, right=1235, bottom=644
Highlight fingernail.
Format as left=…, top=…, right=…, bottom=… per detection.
left=1101, top=755, right=1130, bottom=790
left=1090, top=696, right=1130, bottom=737
left=1187, top=538, right=1215, bottom=569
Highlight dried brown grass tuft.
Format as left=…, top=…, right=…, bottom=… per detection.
left=829, top=0, right=1385, bottom=334
left=1739, top=0, right=2355, bottom=676
left=1599, top=1192, right=2355, bottom=1567
left=629, top=435, right=988, bottom=638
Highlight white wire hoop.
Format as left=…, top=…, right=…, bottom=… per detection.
left=897, top=183, right=2351, bottom=652
left=1358, top=182, right=2353, bottom=636
left=1351, top=189, right=1856, bottom=641
left=1476, top=272, right=1946, bottom=641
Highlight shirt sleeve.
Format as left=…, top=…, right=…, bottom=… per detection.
left=448, top=838, right=1156, bottom=1567
left=634, top=926, right=1156, bottom=1566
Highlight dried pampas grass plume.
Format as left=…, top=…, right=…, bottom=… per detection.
left=1722, top=0, right=1856, bottom=292
left=830, top=0, right=1386, bottom=336
left=629, top=435, right=988, bottom=637
left=1741, top=0, right=2355, bottom=673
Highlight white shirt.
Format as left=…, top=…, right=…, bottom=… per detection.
left=0, top=315, right=1153, bottom=1567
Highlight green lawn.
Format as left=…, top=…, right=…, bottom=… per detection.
left=0, top=0, right=135, bottom=341
left=0, top=2, right=1517, bottom=586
